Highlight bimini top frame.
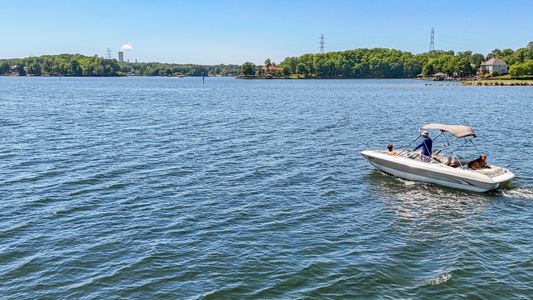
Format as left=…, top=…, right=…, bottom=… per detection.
left=421, top=123, right=476, bottom=138
left=399, top=124, right=481, bottom=167
left=426, top=127, right=482, bottom=167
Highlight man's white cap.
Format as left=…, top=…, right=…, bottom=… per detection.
left=421, top=130, right=429, bottom=136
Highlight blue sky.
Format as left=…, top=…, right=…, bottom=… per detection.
left=2, top=0, right=532, bottom=64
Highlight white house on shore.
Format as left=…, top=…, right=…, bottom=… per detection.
left=479, top=58, right=508, bottom=74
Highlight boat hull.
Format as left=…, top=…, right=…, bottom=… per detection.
left=361, top=150, right=514, bottom=193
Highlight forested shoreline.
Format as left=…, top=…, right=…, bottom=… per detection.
left=2, top=42, right=532, bottom=78
left=242, top=42, right=533, bottom=79
left=0, top=54, right=240, bottom=77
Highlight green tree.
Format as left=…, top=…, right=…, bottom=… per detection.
left=95, top=65, right=106, bottom=76
left=487, top=49, right=502, bottom=60
left=188, top=66, right=208, bottom=76
left=16, top=63, right=26, bottom=76
left=70, top=60, right=82, bottom=76
left=241, top=62, right=255, bottom=76
left=280, top=57, right=298, bottom=74
left=509, top=60, right=533, bottom=77
left=0, top=62, right=9, bottom=74
left=296, top=63, right=306, bottom=76
left=470, top=54, right=485, bottom=69
left=28, top=62, right=42, bottom=75
left=457, top=58, right=473, bottom=77
left=422, top=64, right=434, bottom=77
left=340, top=60, right=353, bottom=77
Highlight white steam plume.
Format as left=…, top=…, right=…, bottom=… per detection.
left=120, top=42, right=133, bottom=52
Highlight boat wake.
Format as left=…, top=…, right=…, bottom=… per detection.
left=373, top=170, right=419, bottom=187
left=501, top=187, right=533, bottom=200
left=396, top=177, right=418, bottom=186
left=426, top=271, right=453, bottom=286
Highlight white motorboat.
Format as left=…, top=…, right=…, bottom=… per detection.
left=361, top=123, right=515, bottom=192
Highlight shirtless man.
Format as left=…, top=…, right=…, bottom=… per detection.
left=386, top=144, right=399, bottom=156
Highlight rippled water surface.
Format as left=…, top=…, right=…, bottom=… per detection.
left=1, top=77, right=532, bottom=298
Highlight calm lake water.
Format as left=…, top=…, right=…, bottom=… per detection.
left=0, top=77, right=532, bottom=299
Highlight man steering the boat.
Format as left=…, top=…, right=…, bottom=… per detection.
left=413, top=131, right=433, bottom=161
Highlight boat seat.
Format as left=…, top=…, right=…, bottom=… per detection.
left=433, top=156, right=467, bottom=167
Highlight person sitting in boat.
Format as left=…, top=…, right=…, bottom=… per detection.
left=413, top=131, right=433, bottom=161
left=468, top=153, right=488, bottom=169
left=386, top=144, right=399, bottom=156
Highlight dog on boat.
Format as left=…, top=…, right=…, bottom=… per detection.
left=468, top=153, right=487, bottom=170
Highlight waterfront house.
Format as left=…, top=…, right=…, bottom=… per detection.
left=261, top=65, right=283, bottom=75
left=479, top=58, right=508, bottom=74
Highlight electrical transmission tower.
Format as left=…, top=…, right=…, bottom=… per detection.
left=319, top=33, right=325, bottom=53
left=429, top=28, right=435, bottom=51
left=105, top=48, right=112, bottom=59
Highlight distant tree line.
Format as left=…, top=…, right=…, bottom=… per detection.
left=0, top=54, right=241, bottom=77
left=241, top=42, right=533, bottom=78
left=119, top=62, right=240, bottom=77
left=2, top=44, right=532, bottom=79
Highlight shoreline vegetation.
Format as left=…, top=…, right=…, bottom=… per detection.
left=0, top=54, right=240, bottom=77
left=241, top=43, right=533, bottom=82
left=239, top=75, right=533, bottom=86
left=461, top=79, right=533, bottom=86
left=1, top=43, right=532, bottom=82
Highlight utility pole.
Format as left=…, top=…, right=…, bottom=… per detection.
left=429, top=28, right=435, bottom=51
left=319, top=33, right=325, bottom=53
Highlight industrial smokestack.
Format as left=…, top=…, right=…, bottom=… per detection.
left=117, top=42, right=132, bottom=62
